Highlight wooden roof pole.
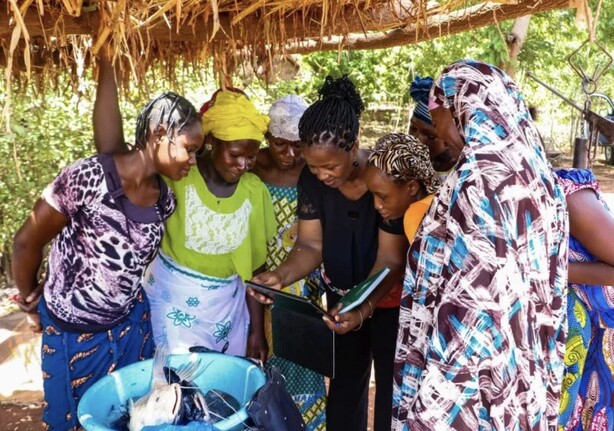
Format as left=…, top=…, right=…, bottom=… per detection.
left=1, top=1, right=573, bottom=53
left=285, top=0, right=573, bottom=54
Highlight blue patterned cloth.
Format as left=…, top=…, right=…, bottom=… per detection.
left=40, top=293, right=154, bottom=430
left=556, top=168, right=614, bottom=431
left=392, top=60, right=569, bottom=431
left=409, top=76, right=434, bottom=125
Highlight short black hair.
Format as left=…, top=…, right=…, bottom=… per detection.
left=134, top=92, right=201, bottom=149
left=298, top=75, right=364, bottom=151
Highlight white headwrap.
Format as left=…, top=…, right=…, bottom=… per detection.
left=267, top=95, right=309, bottom=142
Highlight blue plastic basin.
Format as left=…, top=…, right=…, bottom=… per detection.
left=78, top=352, right=265, bottom=431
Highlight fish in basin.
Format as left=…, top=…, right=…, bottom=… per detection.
left=126, top=360, right=241, bottom=430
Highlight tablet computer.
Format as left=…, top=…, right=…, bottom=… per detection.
left=272, top=301, right=336, bottom=377
left=245, top=280, right=334, bottom=320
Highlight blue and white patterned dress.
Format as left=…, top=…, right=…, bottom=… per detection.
left=392, top=60, right=569, bottom=431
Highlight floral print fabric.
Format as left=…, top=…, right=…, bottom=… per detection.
left=143, top=251, right=250, bottom=355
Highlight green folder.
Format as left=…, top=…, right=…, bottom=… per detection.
left=336, top=267, right=390, bottom=314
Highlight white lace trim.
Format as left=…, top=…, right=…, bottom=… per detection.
left=184, top=185, right=252, bottom=254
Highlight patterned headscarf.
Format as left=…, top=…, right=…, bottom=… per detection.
left=368, top=133, right=441, bottom=195
left=409, top=76, right=434, bottom=125
left=200, top=88, right=269, bottom=142
left=268, top=95, right=309, bottom=142
left=428, top=59, right=543, bottom=147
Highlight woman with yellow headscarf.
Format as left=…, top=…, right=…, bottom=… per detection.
left=94, top=82, right=276, bottom=360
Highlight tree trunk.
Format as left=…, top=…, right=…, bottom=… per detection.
left=502, top=15, right=532, bottom=78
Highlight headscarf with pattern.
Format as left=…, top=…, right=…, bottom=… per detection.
left=409, top=76, right=434, bottom=125
left=268, top=95, right=309, bottom=142
left=200, top=88, right=269, bottom=142
left=368, top=133, right=441, bottom=195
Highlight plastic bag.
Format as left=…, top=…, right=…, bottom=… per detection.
left=246, top=366, right=306, bottom=431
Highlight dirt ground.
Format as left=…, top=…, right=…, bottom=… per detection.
left=584, top=158, right=614, bottom=192
left=0, top=403, right=43, bottom=431
left=1, top=155, right=613, bottom=431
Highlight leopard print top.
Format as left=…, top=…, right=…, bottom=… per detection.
left=42, top=155, right=176, bottom=328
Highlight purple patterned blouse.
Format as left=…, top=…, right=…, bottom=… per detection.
left=41, top=155, right=176, bottom=330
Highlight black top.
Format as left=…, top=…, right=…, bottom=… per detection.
left=297, top=167, right=404, bottom=303
left=99, top=154, right=168, bottom=223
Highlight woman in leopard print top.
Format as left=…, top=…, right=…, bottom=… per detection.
left=11, top=56, right=203, bottom=430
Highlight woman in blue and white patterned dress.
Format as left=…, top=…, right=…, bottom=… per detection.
left=392, top=59, right=569, bottom=431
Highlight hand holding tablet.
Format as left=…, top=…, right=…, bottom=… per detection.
left=245, top=280, right=335, bottom=320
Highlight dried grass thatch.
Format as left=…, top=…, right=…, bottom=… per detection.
left=1, top=0, right=572, bottom=125
left=2, top=0, right=573, bottom=78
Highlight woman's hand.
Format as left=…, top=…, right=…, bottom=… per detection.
left=247, top=271, right=282, bottom=305
left=323, top=305, right=364, bottom=335
left=246, top=329, right=268, bottom=364
left=569, top=261, right=614, bottom=286
left=12, top=198, right=68, bottom=333
left=12, top=283, right=42, bottom=314
left=12, top=284, right=43, bottom=332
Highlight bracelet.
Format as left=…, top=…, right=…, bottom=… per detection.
left=366, top=299, right=374, bottom=318
left=353, top=308, right=364, bottom=331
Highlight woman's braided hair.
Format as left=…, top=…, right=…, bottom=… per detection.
left=134, top=92, right=201, bottom=149
left=298, top=75, right=365, bottom=151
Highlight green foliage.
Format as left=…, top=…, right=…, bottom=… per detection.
left=253, top=7, right=613, bottom=152
left=0, top=85, right=94, bottom=261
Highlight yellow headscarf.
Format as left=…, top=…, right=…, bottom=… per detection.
left=200, top=89, right=269, bottom=142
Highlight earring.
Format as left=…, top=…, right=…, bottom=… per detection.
left=352, top=160, right=359, bottom=167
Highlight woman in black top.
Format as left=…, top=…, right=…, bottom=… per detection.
left=250, top=76, right=407, bottom=431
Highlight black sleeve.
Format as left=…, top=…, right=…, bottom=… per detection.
left=297, top=167, right=321, bottom=221
left=379, top=215, right=404, bottom=235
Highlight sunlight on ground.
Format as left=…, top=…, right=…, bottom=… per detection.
left=0, top=313, right=42, bottom=402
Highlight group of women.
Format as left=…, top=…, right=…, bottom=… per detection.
left=10, top=55, right=614, bottom=431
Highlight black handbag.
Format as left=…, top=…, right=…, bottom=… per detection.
left=246, top=366, right=306, bottom=431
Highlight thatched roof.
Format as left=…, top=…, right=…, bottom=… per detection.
left=1, top=0, right=571, bottom=86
